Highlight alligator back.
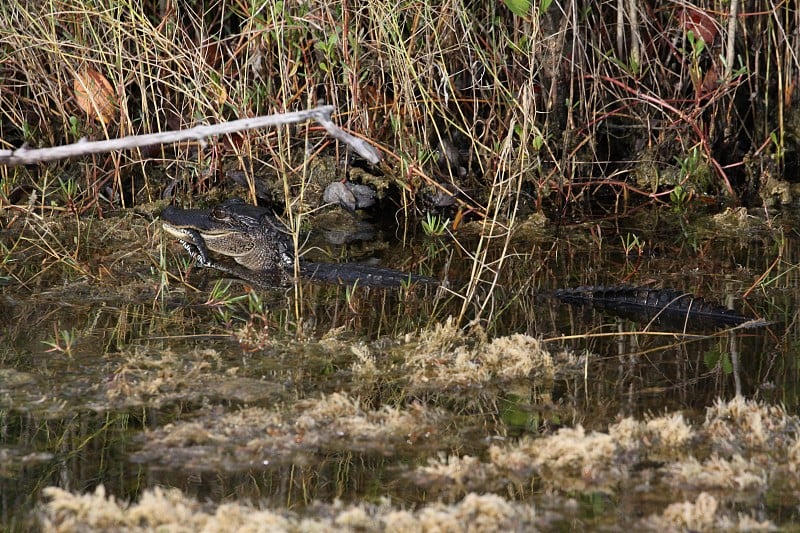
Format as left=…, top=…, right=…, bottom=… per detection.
left=551, top=285, right=762, bottom=330
left=299, top=261, right=437, bottom=288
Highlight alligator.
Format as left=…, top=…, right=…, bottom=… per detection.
left=162, top=199, right=763, bottom=329
left=551, top=285, right=767, bottom=331
left=161, top=198, right=437, bottom=288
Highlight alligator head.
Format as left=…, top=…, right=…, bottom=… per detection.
left=162, top=198, right=438, bottom=289
left=161, top=198, right=294, bottom=272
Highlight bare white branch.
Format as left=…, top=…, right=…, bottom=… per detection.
left=0, top=105, right=381, bottom=166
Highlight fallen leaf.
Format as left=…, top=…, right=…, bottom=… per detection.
left=74, top=67, right=119, bottom=125
left=679, top=7, right=717, bottom=45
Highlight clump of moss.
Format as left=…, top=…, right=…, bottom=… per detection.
left=292, top=392, right=443, bottom=449
left=703, top=396, right=794, bottom=455
left=404, top=318, right=578, bottom=389
left=415, top=454, right=501, bottom=497
left=491, top=424, right=624, bottom=492
left=664, top=454, right=765, bottom=492
left=40, top=485, right=292, bottom=532
left=40, top=486, right=542, bottom=532
left=640, top=492, right=775, bottom=531
left=414, top=396, right=800, bottom=516
left=134, top=391, right=447, bottom=470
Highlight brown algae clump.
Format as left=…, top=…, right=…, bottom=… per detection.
left=641, top=492, right=776, bottom=531
left=134, top=392, right=447, bottom=470
left=404, top=318, right=576, bottom=388
left=415, top=397, right=799, bottom=514
left=40, top=486, right=542, bottom=532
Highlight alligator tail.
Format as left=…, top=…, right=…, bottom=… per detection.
left=551, top=285, right=765, bottom=329
left=299, top=261, right=437, bottom=288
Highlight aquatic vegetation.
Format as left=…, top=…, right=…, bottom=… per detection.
left=2, top=0, right=800, bottom=530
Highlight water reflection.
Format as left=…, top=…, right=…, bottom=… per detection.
left=2, top=207, right=799, bottom=529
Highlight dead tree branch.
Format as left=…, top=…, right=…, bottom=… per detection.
left=0, top=105, right=381, bottom=166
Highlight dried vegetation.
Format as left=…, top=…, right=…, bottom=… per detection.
left=2, top=0, right=800, bottom=531
left=39, top=397, right=794, bottom=531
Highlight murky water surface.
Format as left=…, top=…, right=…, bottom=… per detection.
left=2, top=204, right=798, bottom=529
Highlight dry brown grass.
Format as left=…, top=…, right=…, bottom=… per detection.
left=3, top=1, right=795, bottom=206
left=3, top=1, right=796, bottom=329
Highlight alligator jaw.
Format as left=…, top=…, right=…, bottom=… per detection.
left=162, top=221, right=199, bottom=244
left=162, top=222, right=216, bottom=266
left=160, top=204, right=219, bottom=248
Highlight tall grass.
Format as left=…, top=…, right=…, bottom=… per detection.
left=1, top=0, right=797, bottom=324
left=3, top=1, right=792, bottom=202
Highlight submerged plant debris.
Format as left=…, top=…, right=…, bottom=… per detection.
left=38, top=397, right=790, bottom=532
left=4, top=1, right=800, bottom=528
left=39, top=487, right=544, bottom=533
left=131, top=392, right=448, bottom=470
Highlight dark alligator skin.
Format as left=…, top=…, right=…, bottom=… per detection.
left=173, top=250, right=435, bottom=289
left=551, top=285, right=766, bottom=330
left=299, top=261, right=434, bottom=287
left=171, top=234, right=437, bottom=289
left=161, top=199, right=437, bottom=289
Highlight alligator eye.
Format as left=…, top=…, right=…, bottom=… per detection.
left=211, top=207, right=226, bottom=220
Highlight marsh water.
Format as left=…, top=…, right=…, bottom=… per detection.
left=2, top=202, right=798, bottom=530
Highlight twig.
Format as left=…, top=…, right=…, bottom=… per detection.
left=724, top=0, right=739, bottom=79
left=0, top=105, right=381, bottom=166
